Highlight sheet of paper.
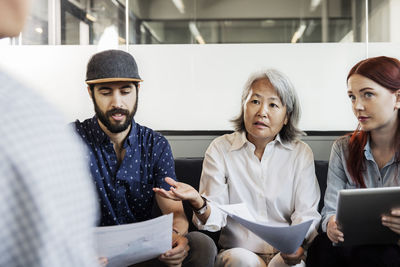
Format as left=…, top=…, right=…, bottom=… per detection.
left=218, top=203, right=312, bottom=254
left=95, top=214, right=173, bottom=267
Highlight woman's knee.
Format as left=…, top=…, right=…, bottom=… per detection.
left=268, top=253, right=305, bottom=267
left=215, top=247, right=267, bottom=267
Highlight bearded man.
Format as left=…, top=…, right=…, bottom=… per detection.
left=74, top=49, right=216, bottom=267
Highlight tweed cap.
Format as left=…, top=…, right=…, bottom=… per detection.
left=86, top=49, right=143, bottom=84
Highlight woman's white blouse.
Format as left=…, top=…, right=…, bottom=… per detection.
left=193, top=131, right=321, bottom=254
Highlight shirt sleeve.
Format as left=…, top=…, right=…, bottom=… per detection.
left=321, top=139, right=349, bottom=232
left=289, top=144, right=321, bottom=244
left=152, top=134, right=177, bottom=190
left=192, top=138, right=229, bottom=232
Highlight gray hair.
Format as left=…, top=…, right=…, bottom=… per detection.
left=231, top=69, right=304, bottom=142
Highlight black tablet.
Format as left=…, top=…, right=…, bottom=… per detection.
left=336, top=187, right=400, bottom=246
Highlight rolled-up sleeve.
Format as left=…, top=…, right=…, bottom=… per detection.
left=290, top=146, right=321, bottom=244
left=321, top=140, right=348, bottom=232
left=192, top=139, right=229, bottom=232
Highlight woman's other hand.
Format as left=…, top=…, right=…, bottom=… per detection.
left=327, top=215, right=344, bottom=243
left=382, top=208, right=400, bottom=234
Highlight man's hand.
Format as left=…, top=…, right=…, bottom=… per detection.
left=280, top=247, right=304, bottom=266
left=159, top=233, right=190, bottom=267
left=327, top=215, right=344, bottom=243
left=382, top=209, right=400, bottom=234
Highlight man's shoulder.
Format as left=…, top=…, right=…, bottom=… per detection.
left=71, top=118, right=100, bottom=146
left=134, top=122, right=169, bottom=144
left=73, top=118, right=96, bottom=135
left=73, top=117, right=94, bottom=129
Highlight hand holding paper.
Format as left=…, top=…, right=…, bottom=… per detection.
left=218, top=203, right=312, bottom=254
left=95, top=214, right=173, bottom=267
left=281, top=247, right=305, bottom=265
left=159, top=232, right=190, bottom=266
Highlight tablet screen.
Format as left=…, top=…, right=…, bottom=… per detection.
left=336, top=187, right=400, bottom=246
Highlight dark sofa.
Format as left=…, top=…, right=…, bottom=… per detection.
left=174, top=158, right=329, bottom=243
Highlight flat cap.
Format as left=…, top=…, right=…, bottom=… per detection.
left=86, top=49, right=143, bottom=84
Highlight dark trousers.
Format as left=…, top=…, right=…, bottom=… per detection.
left=306, top=233, right=400, bottom=267
left=132, top=231, right=217, bottom=267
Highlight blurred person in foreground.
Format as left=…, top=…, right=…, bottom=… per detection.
left=0, top=0, right=100, bottom=266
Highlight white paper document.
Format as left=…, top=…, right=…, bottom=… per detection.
left=95, top=214, right=173, bottom=267
left=218, top=203, right=312, bottom=254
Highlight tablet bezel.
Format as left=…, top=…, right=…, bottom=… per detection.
left=335, top=187, right=400, bottom=246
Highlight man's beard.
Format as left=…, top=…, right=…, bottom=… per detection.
left=93, top=95, right=138, bottom=134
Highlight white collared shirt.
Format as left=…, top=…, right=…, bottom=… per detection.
left=193, top=131, right=321, bottom=254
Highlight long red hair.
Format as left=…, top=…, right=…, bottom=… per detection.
left=346, top=56, right=400, bottom=187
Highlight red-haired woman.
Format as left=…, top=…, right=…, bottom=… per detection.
left=307, top=56, right=400, bottom=267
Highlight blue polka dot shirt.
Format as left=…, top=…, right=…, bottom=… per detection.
left=74, top=116, right=176, bottom=226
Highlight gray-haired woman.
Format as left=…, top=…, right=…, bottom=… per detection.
left=154, top=69, right=321, bottom=267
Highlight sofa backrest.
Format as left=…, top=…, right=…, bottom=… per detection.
left=174, top=157, right=329, bottom=232
left=174, top=158, right=204, bottom=232
left=314, top=160, right=328, bottom=211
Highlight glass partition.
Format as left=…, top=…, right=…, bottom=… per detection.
left=21, top=1, right=49, bottom=45
left=60, top=0, right=126, bottom=45
left=131, top=0, right=358, bottom=44
left=8, top=0, right=396, bottom=46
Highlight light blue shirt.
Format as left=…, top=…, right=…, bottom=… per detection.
left=0, top=71, right=99, bottom=267
left=321, top=135, right=400, bottom=231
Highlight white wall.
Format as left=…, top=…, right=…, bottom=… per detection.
left=0, top=43, right=399, bottom=133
